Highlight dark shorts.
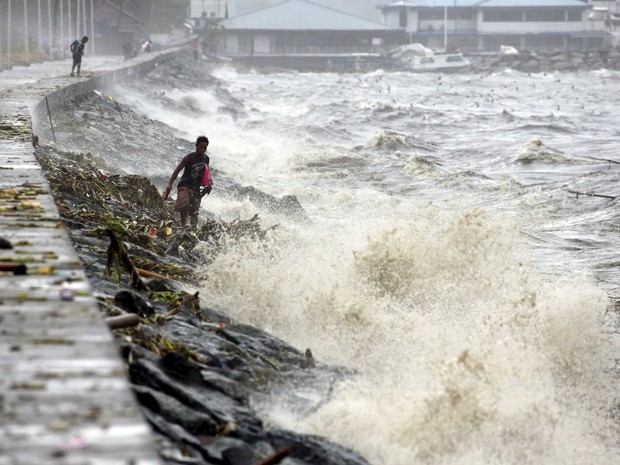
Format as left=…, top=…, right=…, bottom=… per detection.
left=72, top=53, right=82, bottom=65
left=174, top=187, right=201, bottom=217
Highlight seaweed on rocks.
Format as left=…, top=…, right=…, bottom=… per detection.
left=32, top=56, right=367, bottom=464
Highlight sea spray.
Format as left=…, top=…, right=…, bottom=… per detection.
left=199, top=203, right=616, bottom=465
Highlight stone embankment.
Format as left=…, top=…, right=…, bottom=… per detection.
left=0, top=54, right=167, bottom=465
left=11, top=52, right=369, bottom=465
left=468, top=47, right=620, bottom=74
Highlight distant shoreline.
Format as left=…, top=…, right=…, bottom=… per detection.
left=467, top=47, right=620, bottom=74
left=224, top=46, right=620, bottom=74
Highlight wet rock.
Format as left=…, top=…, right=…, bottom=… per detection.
left=114, top=290, right=155, bottom=317
left=221, top=443, right=263, bottom=465
left=164, top=240, right=179, bottom=257
left=468, top=46, right=620, bottom=74
left=203, top=437, right=263, bottom=464
left=301, top=348, right=316, bottom=369
left=0, top=237, right=12, bottom=249
left=133, top=385, right=221, bottom=436
left=161, top=352, right=208, bottom=385
left=129, top=355, right=261, bottom=429
left=146, top=278, right=179, bottom=293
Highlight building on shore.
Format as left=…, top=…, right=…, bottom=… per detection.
left=379, top=0, right=612, bottom=52
left=214, top=0, right=406, bottom=70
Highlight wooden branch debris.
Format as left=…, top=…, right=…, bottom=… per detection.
left=136, top=267, right=169, bottom=280
left=568, top=190, right=617, bottom=200
left=106, top=314, right=140, bottom=329
left=252, top=446, right=295, bottom=465
left=587, top=156, right=620, bottom=166
left=105, top=229, right=148, bottom=291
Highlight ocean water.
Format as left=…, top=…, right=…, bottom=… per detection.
left=116, top=66, right=620, bottom=465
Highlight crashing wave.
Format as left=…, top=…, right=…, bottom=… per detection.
left=515, top=139, right=571, bottom=164
left=367, top=129, right=437, bottom=152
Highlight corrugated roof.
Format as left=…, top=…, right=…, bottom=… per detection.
left=380, top=0, right=484, bottom=7
left=226, top=0, right=384, bottom=22
left=479, top=0, right=590, bottom=7
left=220, top=0, right=400, bottom=31
left=381, top=0, right=589, bottom=7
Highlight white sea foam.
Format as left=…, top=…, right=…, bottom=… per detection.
left=122, top=65, right=620, bottom=465
left=201, top=202, right=616, bottom=465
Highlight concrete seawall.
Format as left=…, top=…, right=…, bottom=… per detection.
left=0, top=50, right=179, bottom=465
left=31, top=51, right=177, bottom=136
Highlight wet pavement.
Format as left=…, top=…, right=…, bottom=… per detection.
left=0, top=54, right=163, bottom=465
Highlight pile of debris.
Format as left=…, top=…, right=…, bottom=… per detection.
left=37, top=145, right=270, bottom=278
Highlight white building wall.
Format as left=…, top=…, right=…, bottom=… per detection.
left=385, top=7, right=604, bottom=36
left=253, top=34, right=271, bottom=53
left=475, top=11, right=605, bottom=34
left=420, top=19, right=476, bottom=32
left=383, top=9, right=419, bottom=31
left=590, top=0, right=620, bottom=14
left=383, top=8, right=474, bottom=34
left=382, top=10, right=400, bottom=28
left=225, top=34, right=239, bottom=53
left=478, top=22, right=587, bottom=34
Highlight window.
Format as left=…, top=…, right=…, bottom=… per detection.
left=399, top=10, right=407, bottom=28
left=419, top=10, right=445, bottom=21
left=483, top=10, right=523, bottom=22
left=239, top=34, right=253, bottom=53
left=447, top=9, right=472, bottom=21
left=524, top=9, right=566, bottom=21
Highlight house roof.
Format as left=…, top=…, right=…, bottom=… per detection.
left=225, top=0, right=384, bottom=22
left=380, top=0, right=590, bottom=8
left=478, top=0, right=590, bottom=7
left=380, top=1, right=481, bottom=7
left=220, top=0, right=401, bottom=31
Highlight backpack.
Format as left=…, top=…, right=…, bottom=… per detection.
left=70, top=40, right=80, bottom=54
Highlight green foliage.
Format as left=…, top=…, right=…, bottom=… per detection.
left=151, top=291, right=186, bottom=304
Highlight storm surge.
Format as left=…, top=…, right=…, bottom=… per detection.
left=113, top=62, right=620, bottom=465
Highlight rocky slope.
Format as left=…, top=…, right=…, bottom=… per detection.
left=467, top=47, right=620, bottom=74
left=35, top=55, right=367, bottom=465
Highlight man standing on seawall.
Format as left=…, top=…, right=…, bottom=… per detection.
left=70, top=36, right=89, bottom=76
left=163, top=136, right=213, bottom=230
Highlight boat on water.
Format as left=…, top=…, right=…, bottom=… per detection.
left=388, top=43, right=470, bottom=73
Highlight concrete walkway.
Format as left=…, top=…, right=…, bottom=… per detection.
left=0, top=53, right=167, bottom=465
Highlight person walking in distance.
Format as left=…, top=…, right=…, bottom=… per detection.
left=70, top=36, right=89, bottom=76
left=163, top=136, right=213, bottom=230
left=122, top=40, right=133, bottom=61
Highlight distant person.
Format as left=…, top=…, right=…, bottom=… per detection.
left=122, top=40, right=133, bottom=61
left=142, top=40, right=152, bottom=53
left=163, top=136, right=213, bottom=230
left=70, top=36, right=89, bottom=76
left=191, top=40, right=199, bottom=60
